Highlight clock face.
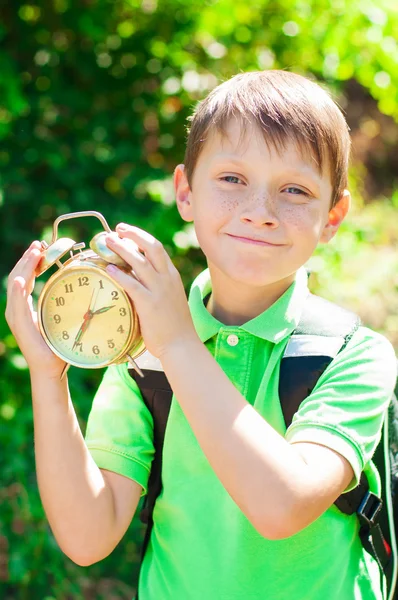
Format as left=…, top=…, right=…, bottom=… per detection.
left=39, top=265, right=134, bottom=368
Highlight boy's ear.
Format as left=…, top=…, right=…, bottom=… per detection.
left=320, top=190, right=351, bottom=243
left=174, top=164, right=194, bottom=222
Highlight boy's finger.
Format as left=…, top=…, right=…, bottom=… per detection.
left=8, top=247, right=42, bottom=295
left=105, top=264, right=148, bottom=307
left=17, top=241, right=43, bottom=270
left=6, top=276, right=35, bottom=333
left=105, top=235, right=157, bottom=288
left=115, top=224, right=170, bottom=272
left=23, top=240, right=42, bottom=256
left=6, top=277, right=47, bottom=355
left=9, top=243, right=42, bottom=279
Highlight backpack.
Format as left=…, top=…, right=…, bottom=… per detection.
left=129, top=293, right=398, bottom=600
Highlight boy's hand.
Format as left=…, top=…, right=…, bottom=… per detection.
left=105, top=224, right=198, bottom=359
left=5, top=241, right=66, bottom=379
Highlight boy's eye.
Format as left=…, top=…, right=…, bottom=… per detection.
left=220, top=175, right=244, bottom=185
left=284, top=186, right=310, bottom=197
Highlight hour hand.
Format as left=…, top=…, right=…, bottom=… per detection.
left=72, top=320, right=88, bottom=350
left=92, top=305, right=115, bottom=316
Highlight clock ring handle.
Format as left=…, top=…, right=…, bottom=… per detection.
left=50, top=211, right=112, bottom=244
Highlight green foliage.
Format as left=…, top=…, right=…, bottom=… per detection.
left=1, top=0, right=398, bottom=597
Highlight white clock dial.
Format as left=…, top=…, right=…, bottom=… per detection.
left=40, top=266, right=133, bottom=368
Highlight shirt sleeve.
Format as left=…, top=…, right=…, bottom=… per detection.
left=85, top=362, right=154, bottom=494
left=285, top=327, right=397, bottom=490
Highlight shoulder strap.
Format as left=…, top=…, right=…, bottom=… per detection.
left=279, top=293, right=360, bottom=428
left=128, top=351, right=173, bottom=561
left=279, top=294, right=366, bottom=512
left=280, top=294, right=391, bottom=575
left=279, top=294, right=367, bottom=513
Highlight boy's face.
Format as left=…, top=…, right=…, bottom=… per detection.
left=175, top=118, right=349, bottom=292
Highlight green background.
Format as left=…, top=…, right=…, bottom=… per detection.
left=1, top=1, right=398, bottom=597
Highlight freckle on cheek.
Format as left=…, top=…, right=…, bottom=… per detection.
left=220, top=196, right=239, bottom=211
left=284, top=207, right=308, bottom=229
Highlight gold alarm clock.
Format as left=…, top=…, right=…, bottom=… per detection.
left=36, top=211, right=145, bottom=378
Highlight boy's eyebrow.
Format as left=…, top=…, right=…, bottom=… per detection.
left=211, top=155, right=248, bottom=165
left=286, top=166, right=324, bottom=187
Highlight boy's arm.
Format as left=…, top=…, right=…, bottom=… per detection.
left=31, top=373, right=142, bottom=565
left=159, top=339, right=354, bottom=539
left=6, top=242, right=142, bottom=565
left=106, top=224, right=395, bottom=540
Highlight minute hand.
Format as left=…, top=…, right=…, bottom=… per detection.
left=92, top=305, right=115, bottom=315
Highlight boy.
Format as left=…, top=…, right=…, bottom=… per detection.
left=6, top=70, right=397, bottom=599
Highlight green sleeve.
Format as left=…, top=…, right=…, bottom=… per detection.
left=285, top=327, right=397, bottom=490
left=85, top=362, right=154, bottom=494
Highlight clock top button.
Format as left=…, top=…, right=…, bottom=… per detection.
left=226, top=334, right=239, bottom=347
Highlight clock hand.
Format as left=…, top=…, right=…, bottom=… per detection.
left=89, top=285, right=100, bottom=314
left=72, top=312, right=93, bottom=349
left=72, top=287, right=97, bottom=350
left=92, top=305, right=115, bottom=316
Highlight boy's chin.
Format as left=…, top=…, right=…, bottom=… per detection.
left=209, top=261, right=297, bottom=290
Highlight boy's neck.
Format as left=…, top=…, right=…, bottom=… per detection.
left=206, top=267, right=296, bottom=326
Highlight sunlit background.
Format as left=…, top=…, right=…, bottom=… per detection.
left=1, top=1, right=398, bottom=597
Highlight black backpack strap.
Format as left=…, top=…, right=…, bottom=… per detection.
left=279, top=293, right=360, bottom=426
left=128, top=351, right=173, bottom=564
left=279, top=293, right=391, bottom=572
left=280, top=292, right=360, bottom=429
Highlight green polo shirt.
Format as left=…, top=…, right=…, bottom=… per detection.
left=85, top=267, right=397, bottom=600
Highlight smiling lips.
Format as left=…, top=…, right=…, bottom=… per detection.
left=226, top=233, right=284, bottom=247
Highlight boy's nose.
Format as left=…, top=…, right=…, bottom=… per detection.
left=240, top=195, right=279, bottom=228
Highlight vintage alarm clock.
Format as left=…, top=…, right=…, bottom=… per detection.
left=35, top=211, right=145, bottom=378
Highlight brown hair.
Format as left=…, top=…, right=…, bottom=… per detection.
left=183, top=70, right=351, bottom=207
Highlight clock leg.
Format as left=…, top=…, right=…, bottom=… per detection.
left=126, top=355, right=144, bottom=378
left=60, top=363, right=71, bottom=380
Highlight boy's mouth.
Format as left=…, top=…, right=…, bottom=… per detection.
left=226, top=233, right=283, bottom=247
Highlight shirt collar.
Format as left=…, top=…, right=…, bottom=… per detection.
left=188, top=267, right=309, bottom=344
